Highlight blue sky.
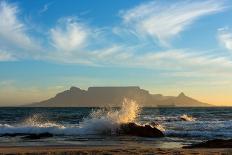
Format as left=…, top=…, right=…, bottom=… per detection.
left=0, top=0, right=232, bottom=106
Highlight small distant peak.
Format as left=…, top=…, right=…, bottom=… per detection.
left=70, top=86, right=81, bottom=91
left=178, top=92, right=186, bottom=97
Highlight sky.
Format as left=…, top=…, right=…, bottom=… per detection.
left=0, top=0, right=232, bottom=106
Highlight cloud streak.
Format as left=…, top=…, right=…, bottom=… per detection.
left=39, top=2, right=53, bottom=14
left=0, top=1, right=40, bottom=53
left=50, top=17, right=89, bottom=52
left=119, top=0, right=226, bottom=45
left=0, top=50, right=15, bottom=61
left=218, top=27, right=232, bottom=51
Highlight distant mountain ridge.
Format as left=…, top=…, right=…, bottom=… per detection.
left=27, top=86, right=211, bottom=107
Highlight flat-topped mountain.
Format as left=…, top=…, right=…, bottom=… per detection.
left=27, top=86, right=211, bottom=107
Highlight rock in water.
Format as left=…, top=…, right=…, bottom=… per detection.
left=183, top=139, right=232, bottom=148
left=22, top=133, right=53, bottom=140
left=119, top=122, right=164, bottom=137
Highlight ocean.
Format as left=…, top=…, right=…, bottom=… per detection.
left=0, top=100, right=231, bottom=148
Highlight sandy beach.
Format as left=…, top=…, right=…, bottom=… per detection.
left=0, top=146, right=231, bottom=155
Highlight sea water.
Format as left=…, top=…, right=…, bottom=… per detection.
left=0, top=99, right=231, bottom=148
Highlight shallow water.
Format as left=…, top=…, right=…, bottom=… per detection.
left=0, top=106, right=231, bottom=148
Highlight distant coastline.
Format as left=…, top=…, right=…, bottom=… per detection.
left=157, top=103, right=176, bottom=107
left=26, top=86, right=211, bottom=107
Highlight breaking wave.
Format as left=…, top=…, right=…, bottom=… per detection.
left=0, top=98, right=140, bottom=136
left=79, top=98, right=140, bottom=134
left=142, top=114, right=196, bottom=122
left=0, top=102, right=231, bottom=140
left=180, top=114, right=196, bottom=122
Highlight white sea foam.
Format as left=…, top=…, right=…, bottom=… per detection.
left=150, top=123, right=165, bottom=132
left=0, top=98, right=140, bottom=135
left=1, top=103, right=230, bottom=139
left=78, top=98, right=140, bottom=134
left=143, top=116, right=180, bottom=122
left=23, top=113, right=65, bottom=128
left=180, top=114, right=196, bottom=121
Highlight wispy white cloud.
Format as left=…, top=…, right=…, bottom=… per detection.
left=50, top=17, right=89, bottom=52
left=39, top=2, right=53, bottom=14
left=0, top=1, right=40, bottom=52
left=119, top=0, right=226, bottom=45
left=218, top=27, right=232, bottom=51
left=0, top=50, right=15, bottom=61
left=135, top=50, right=232, bottom=72
left=102, top=48, right=232, bottom=74
left=50, top=43, right=232, bottom=77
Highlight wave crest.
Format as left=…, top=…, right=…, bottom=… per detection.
left=180, top=114, right=196, bottom=122
left=0, top=98, right=140, bottom=136
left=79, top=98, right=140, bottom=134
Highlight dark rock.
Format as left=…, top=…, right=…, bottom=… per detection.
left=1, top=132, right=53, bottom=139
left=183, top=139, right=232, bottom=148
left=1, top=133, right=25, bottom=137
left=22, top=133, right=53, bottom=140
left=180, top=117, right=187, bottom=121
left=119, top=122, right=164, bottom=137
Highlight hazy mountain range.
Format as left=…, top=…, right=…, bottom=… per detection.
left=26, top=86, right=211, bottom=107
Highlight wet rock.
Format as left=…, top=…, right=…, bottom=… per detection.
left=119, top=122, right=164, bottom=137
left=149, top=122, right=160, bottom=127
left=1, top=132, right=53, bottom=139
left=183, top=139, right=232, bottom=148
left=1, top=133, right=25, bottom=137
left=22, top=133, right=53, bottom=140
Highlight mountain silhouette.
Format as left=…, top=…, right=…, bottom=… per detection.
left=27, top=86, right=211, bottom=107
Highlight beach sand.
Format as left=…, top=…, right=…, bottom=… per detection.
left=0, top=146, right=231, bottom=155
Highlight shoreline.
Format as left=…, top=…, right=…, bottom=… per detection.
left=0, top=145, right=231, bottom=155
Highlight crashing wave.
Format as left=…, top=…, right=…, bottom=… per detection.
left=0, top=99, right=164, bottom=138
left=0, top=99, right=144, bottom=135
left=180, top=114, right=196, bottom=121
left=78, top=98, right=140, bottom=134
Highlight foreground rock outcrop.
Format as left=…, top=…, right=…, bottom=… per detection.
left=183, top=139, right=232, bottom=148
left=119, top=123, right=164, bottom=137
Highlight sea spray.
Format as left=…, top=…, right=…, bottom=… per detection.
left=151, top=123, right=165, bottom=132
left=0, top=107, right=230, bottom=139
left=78, top=98, right=140, bottom=134
left=0, top=98, right=140, bottom=135
left=180, top=114, right=196, bottom=122
left=23, top=113, right=64, bottom=128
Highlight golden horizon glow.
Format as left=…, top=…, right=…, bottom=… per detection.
left=0, top=86, right=231, bottom=106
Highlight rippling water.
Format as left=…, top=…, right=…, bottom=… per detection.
left=0, top=105, right=231, bottom=148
